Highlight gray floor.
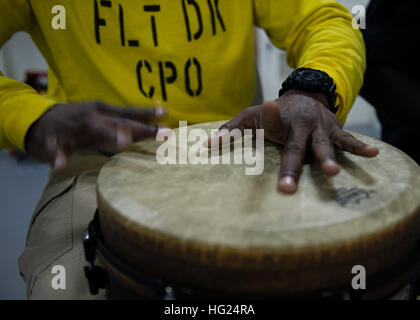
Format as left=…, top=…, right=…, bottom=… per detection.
left=0, top=124, right=381, bottom=300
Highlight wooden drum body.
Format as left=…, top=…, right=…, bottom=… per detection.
left=92, top=121, right=420, bottom=299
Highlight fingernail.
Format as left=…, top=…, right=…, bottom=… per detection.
left=278, top=176, right=297, bottom=194
left=154, top=100, right=162, bottom=107
left=53, top=151, right=67, bottom=171
left=280, top=176, right=295, bottom=186
left=324, top=159, right=338, bottom=168
left=53, top=157, right=63, bottom=170
left=326, top=158, right=336, bottom=165
left=157, top=128, right=174, bottom=139
left=155, top=107, right=167, bottom=117
left=117, top=130, right=132, bottom=148
left=322, top=159, right=340, bottom=175
left=365, top=146, right=379, bottom=157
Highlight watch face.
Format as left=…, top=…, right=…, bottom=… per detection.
left=297, top=69, right=324, bottom=81
left=281, top=68, right=338, bottom=113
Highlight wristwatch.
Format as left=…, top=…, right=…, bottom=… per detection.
left=278, top=68, right=339, bottom=114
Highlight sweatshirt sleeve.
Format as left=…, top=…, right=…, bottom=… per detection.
left=0, top=0, right=57, bottom=151
left=253, top=0, right=366, bottom=125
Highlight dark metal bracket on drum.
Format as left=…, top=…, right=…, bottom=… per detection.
left=83, top=210, right=194, bottom=299
left=83, top=216, right=108, bottom=295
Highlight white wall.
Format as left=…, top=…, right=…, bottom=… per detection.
left=0, top=48, right=4, bottom=72
left=340, top=0, right=370, bottom=9
left=0, top=32, right=47, bottom=81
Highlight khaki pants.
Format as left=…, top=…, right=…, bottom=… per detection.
left=18, top=153, right=110, bottom=299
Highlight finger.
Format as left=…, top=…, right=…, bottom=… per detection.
left=311, top=129, right=340, bottom=176
left=44, top=134, right=59, bottom=164
left=278, top=126, right=311, bottom=194
left=107, top=117, right=172, bottom=142
left=88, top=116, right=170, bottom=152
left=84, top=117, right=133, bottom=152
left=332, top=130, right=379, bottom=158
left=44, top=134, right=69, bottom=171
left=96, top=102, right=168, bottom=123
left=205, top=106, right=261, bottom=148
left=52, top=147, right=69, bottom=172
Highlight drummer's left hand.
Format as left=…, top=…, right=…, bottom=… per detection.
left=206, top=90, right=379, bottom=194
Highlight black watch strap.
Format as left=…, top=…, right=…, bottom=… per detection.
left=279, top=68, right=339, bottom=114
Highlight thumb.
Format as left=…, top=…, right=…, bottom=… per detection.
left=46, top=134, right=69, bottom=171
left=52, top=147, right=69, bottom=171
left=261, top=100, right=289, bottom=144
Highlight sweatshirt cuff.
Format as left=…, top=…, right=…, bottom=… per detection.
left=3, top=94, right=57, bottom=152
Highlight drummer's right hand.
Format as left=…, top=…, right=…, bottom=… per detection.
left=206, top=91, right=379, bottom=195
left=25, top=101, right=170, bottom=171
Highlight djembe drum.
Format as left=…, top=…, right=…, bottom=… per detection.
left=84, top=121, right=420, bottom=299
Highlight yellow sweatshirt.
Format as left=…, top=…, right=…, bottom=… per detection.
left=0, top=0, right=365, bottom=151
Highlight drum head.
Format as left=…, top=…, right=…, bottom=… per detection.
left=97, top=121, right=420, bottom=296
